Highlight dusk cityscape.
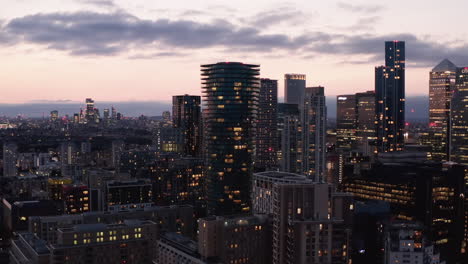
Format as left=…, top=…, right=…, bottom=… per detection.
left=0, top=1, right=467, bottom=264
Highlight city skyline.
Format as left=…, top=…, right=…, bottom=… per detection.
left=1, top=0, right=468, bottom=103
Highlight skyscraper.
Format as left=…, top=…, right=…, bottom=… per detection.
left=336, top=94, right=357, bottom=152
left=451, top=66, right=468, bottom=165
left=202, top=62, right=260, bottom=216
left=50, top=110, right=59, bottom=122
left=303, top=86, right=326, bottom=181
left=3, top=142, right=18, bottom=177
left=85, top=98, right=96, bottom=123
left=277, top=103, right=302, bottom=173
left=172, top=94, right=202, bottom=157
left=429, top=59, right=457, bottom=161
left=284, top=74, right=306, bottom=105
left=255, top=78, right=278, bottom=171
left=375, top=41, right=405, bottom=152
left=356, top=91, right=377, bottom=154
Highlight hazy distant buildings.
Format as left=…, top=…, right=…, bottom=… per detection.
left=255, top=78, right=278, bottom=171
left=50, top=110, right=59, bottom=122
left=285, top=74, right=306, bottom=105
left=172, top=95, right=202, bottom=157
left=201, top=62, right=259, bottom=216
left=303, top=86, right=326, bottom=181
left=375, top=41, right=406, bottom=152
left=428, top=59, right=457, bottom=161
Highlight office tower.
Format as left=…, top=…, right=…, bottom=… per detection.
left=375, top=41, right=405, bottom=152
left=50, top=110, right=59, bottom=121
left=10, top=220, right=158, bottom=264
left=62, top=184, right=90, bottom=214
left=342, top=160, right=465, bottom=263
left=172, top=95, right=202, bottom=157
left=73, top=113, right=79, bottom=123
left=201, top=62, right=260, bottom=216
left=336, top=94, right=357, bottom=152
left=272, top=181, right=353, bottom=264
left=356, top=91, right=377, bottom=154
left=85, top=98, right=96, bottom=123
left=285, top=74, right=306, bottom=105
left=3, top=142, right=18, bottom=177
left=105, top=180, right=153, bottom=212
left=277, top=103, right=302, bottom=173
left=111, top=106, right=117, bottom=119
left=103, top=108, right=110, bottom=120
left=303, top=86, right=326, bottom=181
left=198, top=214, right=272, bottom=264
left=384, top=222, right=444, bottom=264
left=428, top=59, right=457, bottom=161
left=151, top=156, right=205, bottom=216
left=451, top=66, right=468, bottom=165
left=252, top=171, right=313, bottom=214
left=255, top=78, right=278, bottom=171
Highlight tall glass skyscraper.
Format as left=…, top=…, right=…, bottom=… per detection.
left=284, top=74, right=306, bottom=105
left=255, top=78, right=278, bottom=172
left=375, top=41, right=405, bottom=152
left=336, top=94, right=357, bottom=152
left=451, top=66, right=468, bottom=165
left=172, top=94, right=202, bottom=157
left=201, top=62, right=260, bottom=216
left=428, top=59, right=457, bottom=161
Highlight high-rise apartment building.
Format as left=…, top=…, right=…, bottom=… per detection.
left=255, top=78, right=278, bottom=171
left=336, top=94, right=357, bottom=152
left=375, top=41, right=405, bottom=152
left=285, top=74, right=306, bottom=105
left=201, top=62, right=259, bottom=216
left=303, top=86, right=326, bottom=181
left=277, top=103, right=302, bottom=174
left=356, top=91, right=377, bottom=154
left=429, top=59, right=457, bottom=161
left=451, top=66, right=468, bottom=165
left=272, top=181, right=353, bottom=264
left=172, top=95, right=202, bottom=157
left=3, top=142, right=18, bottom=177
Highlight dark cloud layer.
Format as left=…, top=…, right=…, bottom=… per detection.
left=1, top=10, right=468, bottom=66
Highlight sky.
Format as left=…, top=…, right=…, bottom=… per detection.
left=0, top=0, right=467, bottom=104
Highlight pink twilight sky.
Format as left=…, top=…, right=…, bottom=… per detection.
left=0, top=0, right=467, bottom=104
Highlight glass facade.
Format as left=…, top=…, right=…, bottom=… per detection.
left=336, top=94, right=357, bottom=152
left=201, top=62, right=260, bottom=216
left=172, top=95, right=202, bottom=157
left=375, top=41, right=405, bottom=152
left=284, top=74, right=306, bottom=105
left=451, top=67, right=468, bottom=165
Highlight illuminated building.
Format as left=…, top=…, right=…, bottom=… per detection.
left=356, top=91, right=377, bottom=154
left=50, top=110, right=59, bottom=122
left=103, top=108, right=110, bottom=121
left=62, top=184, right=90, bottom=215
left=198, top=214, right=272, bottom=264
left=85, top=98, right=97, bottom=123
left=277, top=103, right=302, bottom=174
left=342, top=160, right=465, bottom=263
left=336, top=94, right=357, bottom=152
left=162, top=110, right=171, bottom=122
left=271, top=181, right=353, bottom=264
left=429, top=59, right=457, bottom=161
left=284, top=74, right=306, bottom=105
left=255, top=78, right=278, bottom=171
left=151, top=156, right=205, bottom=216
left=3, top=142, right=18, bottom=177
left=303, top=86, right=326, bottom=181
left=375, top=41, right=405, bottom=152
left=11, top=220, right=158, bottom=264
left=201, top=62, right=259, bottom=216
left=384, top=222, right=444, bottom=264
left=172, top=95, right=202, bottom=157
left=451, top=66, right=468, bottom=165
left=105, top=180, right=152, bottom=212
left=47, top=178, right=73, bottom=201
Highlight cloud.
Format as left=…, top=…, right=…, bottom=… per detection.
left=249, top=8, right=305, bottom=28
left=77, top=0, right=116, bottom=8
left=1, top=11, right=468, bottom=67
left=337, top=2, right=383, bottom=13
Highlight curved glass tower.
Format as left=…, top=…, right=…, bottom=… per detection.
left=201, top=62, right=260, bottom=216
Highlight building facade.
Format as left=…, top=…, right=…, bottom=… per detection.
left=284, top=74, right=306, bottom=105
left=172, top=95, right=202, bottom=157
left=202, top=62, right=260, bottom=216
